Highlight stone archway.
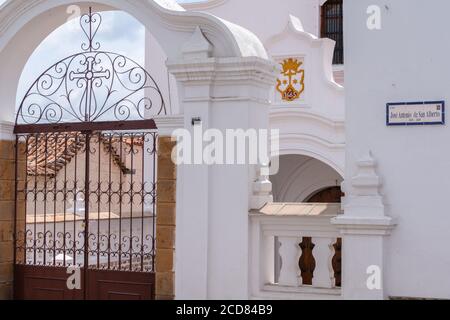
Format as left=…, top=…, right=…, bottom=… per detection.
left=0, top=0, right=276, bottom=300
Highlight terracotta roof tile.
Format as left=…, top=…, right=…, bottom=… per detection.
left=27, top=133, right=143, bottom=177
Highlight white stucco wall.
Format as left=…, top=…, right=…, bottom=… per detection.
left=345, top=0, right=450, bottom=299
left=183, top=0, right=324, bottom=41
left=145, top=31, right=179, bottom=115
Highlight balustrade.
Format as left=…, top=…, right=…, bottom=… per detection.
left=250, top=203, right=342, bottom=299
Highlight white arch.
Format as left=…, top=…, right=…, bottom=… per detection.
left=271, top=153, right=343, bottom=203
left=277, top=147, right=344, bottom=178
left=0, top=0, right=267, bottom=122
left=271, top=108, right=345, bottom=177
left=277, top=157, right=342, bottom=202
left=0, top=0, right=267, bottom=59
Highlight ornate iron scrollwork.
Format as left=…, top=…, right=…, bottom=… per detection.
left=16, top=8, right=166, bottom=126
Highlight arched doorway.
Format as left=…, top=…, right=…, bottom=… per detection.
left=271, top=154, right=343, bottom=287
left=306, top=186, right=343, bottom=203
left=13, top=7, right=165, bottom=300
left=271, top=154, right=343, bottom=203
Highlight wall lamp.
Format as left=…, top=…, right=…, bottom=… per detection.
left=192, top=117, right=202, bottom=126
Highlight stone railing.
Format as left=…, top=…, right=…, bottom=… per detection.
left=249, top=203, right=342, bottom=300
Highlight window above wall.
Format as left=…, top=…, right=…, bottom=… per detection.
left=321, top=0, right=344, bottom=65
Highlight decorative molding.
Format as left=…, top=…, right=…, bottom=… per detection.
left=265, top=15, right=343, bottom=91
left=280, top=157, right=343, bottom=181
left=351, top=151, right=382, bottom=196
left=270, top=109, right=345, bottom=180
left=345, top=151, right=384, bottom=213
left=154, top=115, right=184, bottom=137
left=332, top=151, right=397, bottom=235
left=167, top=56, right=277, bottom=86
left=266, top=15, right=325, bottom=54
left=251, top=164, right=273, bottom=210
left=277, top=144, right=344, bottom=179
left=331, top=216, right=397, bottom=236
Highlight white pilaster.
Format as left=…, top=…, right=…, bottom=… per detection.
left=332, top=151, right=396, bottom=300
left=168, top=26, right=277, bottom=300
left=0, top=121, right=14, bottom=141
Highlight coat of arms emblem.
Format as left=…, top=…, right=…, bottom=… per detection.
left=276, top=58, right=305, bottom=102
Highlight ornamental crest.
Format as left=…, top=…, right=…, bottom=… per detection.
left=276, top=58, right=305, bottom=102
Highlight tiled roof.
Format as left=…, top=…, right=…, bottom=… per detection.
left=27, top=133, right=143, bottom=177
left=27, top=133, right=86, bottom=177
left=255, top=203, right=342, bottom=217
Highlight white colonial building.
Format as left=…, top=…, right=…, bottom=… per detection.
left=0, top=0, right=448, bottom=301
left=145, top=0, right=347, bottom=299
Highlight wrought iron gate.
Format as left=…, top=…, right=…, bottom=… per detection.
left=13, top=8, right=166, bottom=300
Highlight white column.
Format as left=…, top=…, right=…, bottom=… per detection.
left=278, top=237, right=301, bottom=287
left=312, top=237, right=335, bottom=288
left=332, top=152, right=396, bottom=300
left=167, top=27, right=277, bottom=300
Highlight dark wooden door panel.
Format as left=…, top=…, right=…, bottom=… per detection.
left=15, top=265, right=84, bottom=300
left=15, top=266, right=155, bottom=300
left=87, top=270, right=155, bottom=300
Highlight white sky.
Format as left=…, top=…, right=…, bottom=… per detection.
left=17, top=11, right=145, bottom=106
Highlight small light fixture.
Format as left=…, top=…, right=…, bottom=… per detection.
left=192, top=117, right=202, bottom=126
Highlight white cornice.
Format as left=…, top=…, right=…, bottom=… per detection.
left=154, top=115, right=184, bottom=137
left=167, top=56, right=277, bottom=86
left=331, top=216, right=397, bottom=236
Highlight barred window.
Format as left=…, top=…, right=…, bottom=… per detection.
left=321, top=0, right=344, bottom=65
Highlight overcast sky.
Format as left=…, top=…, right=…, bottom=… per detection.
left=0, top=0, right=200, bottom=108
left=17, top=11, right=146, bottom=106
